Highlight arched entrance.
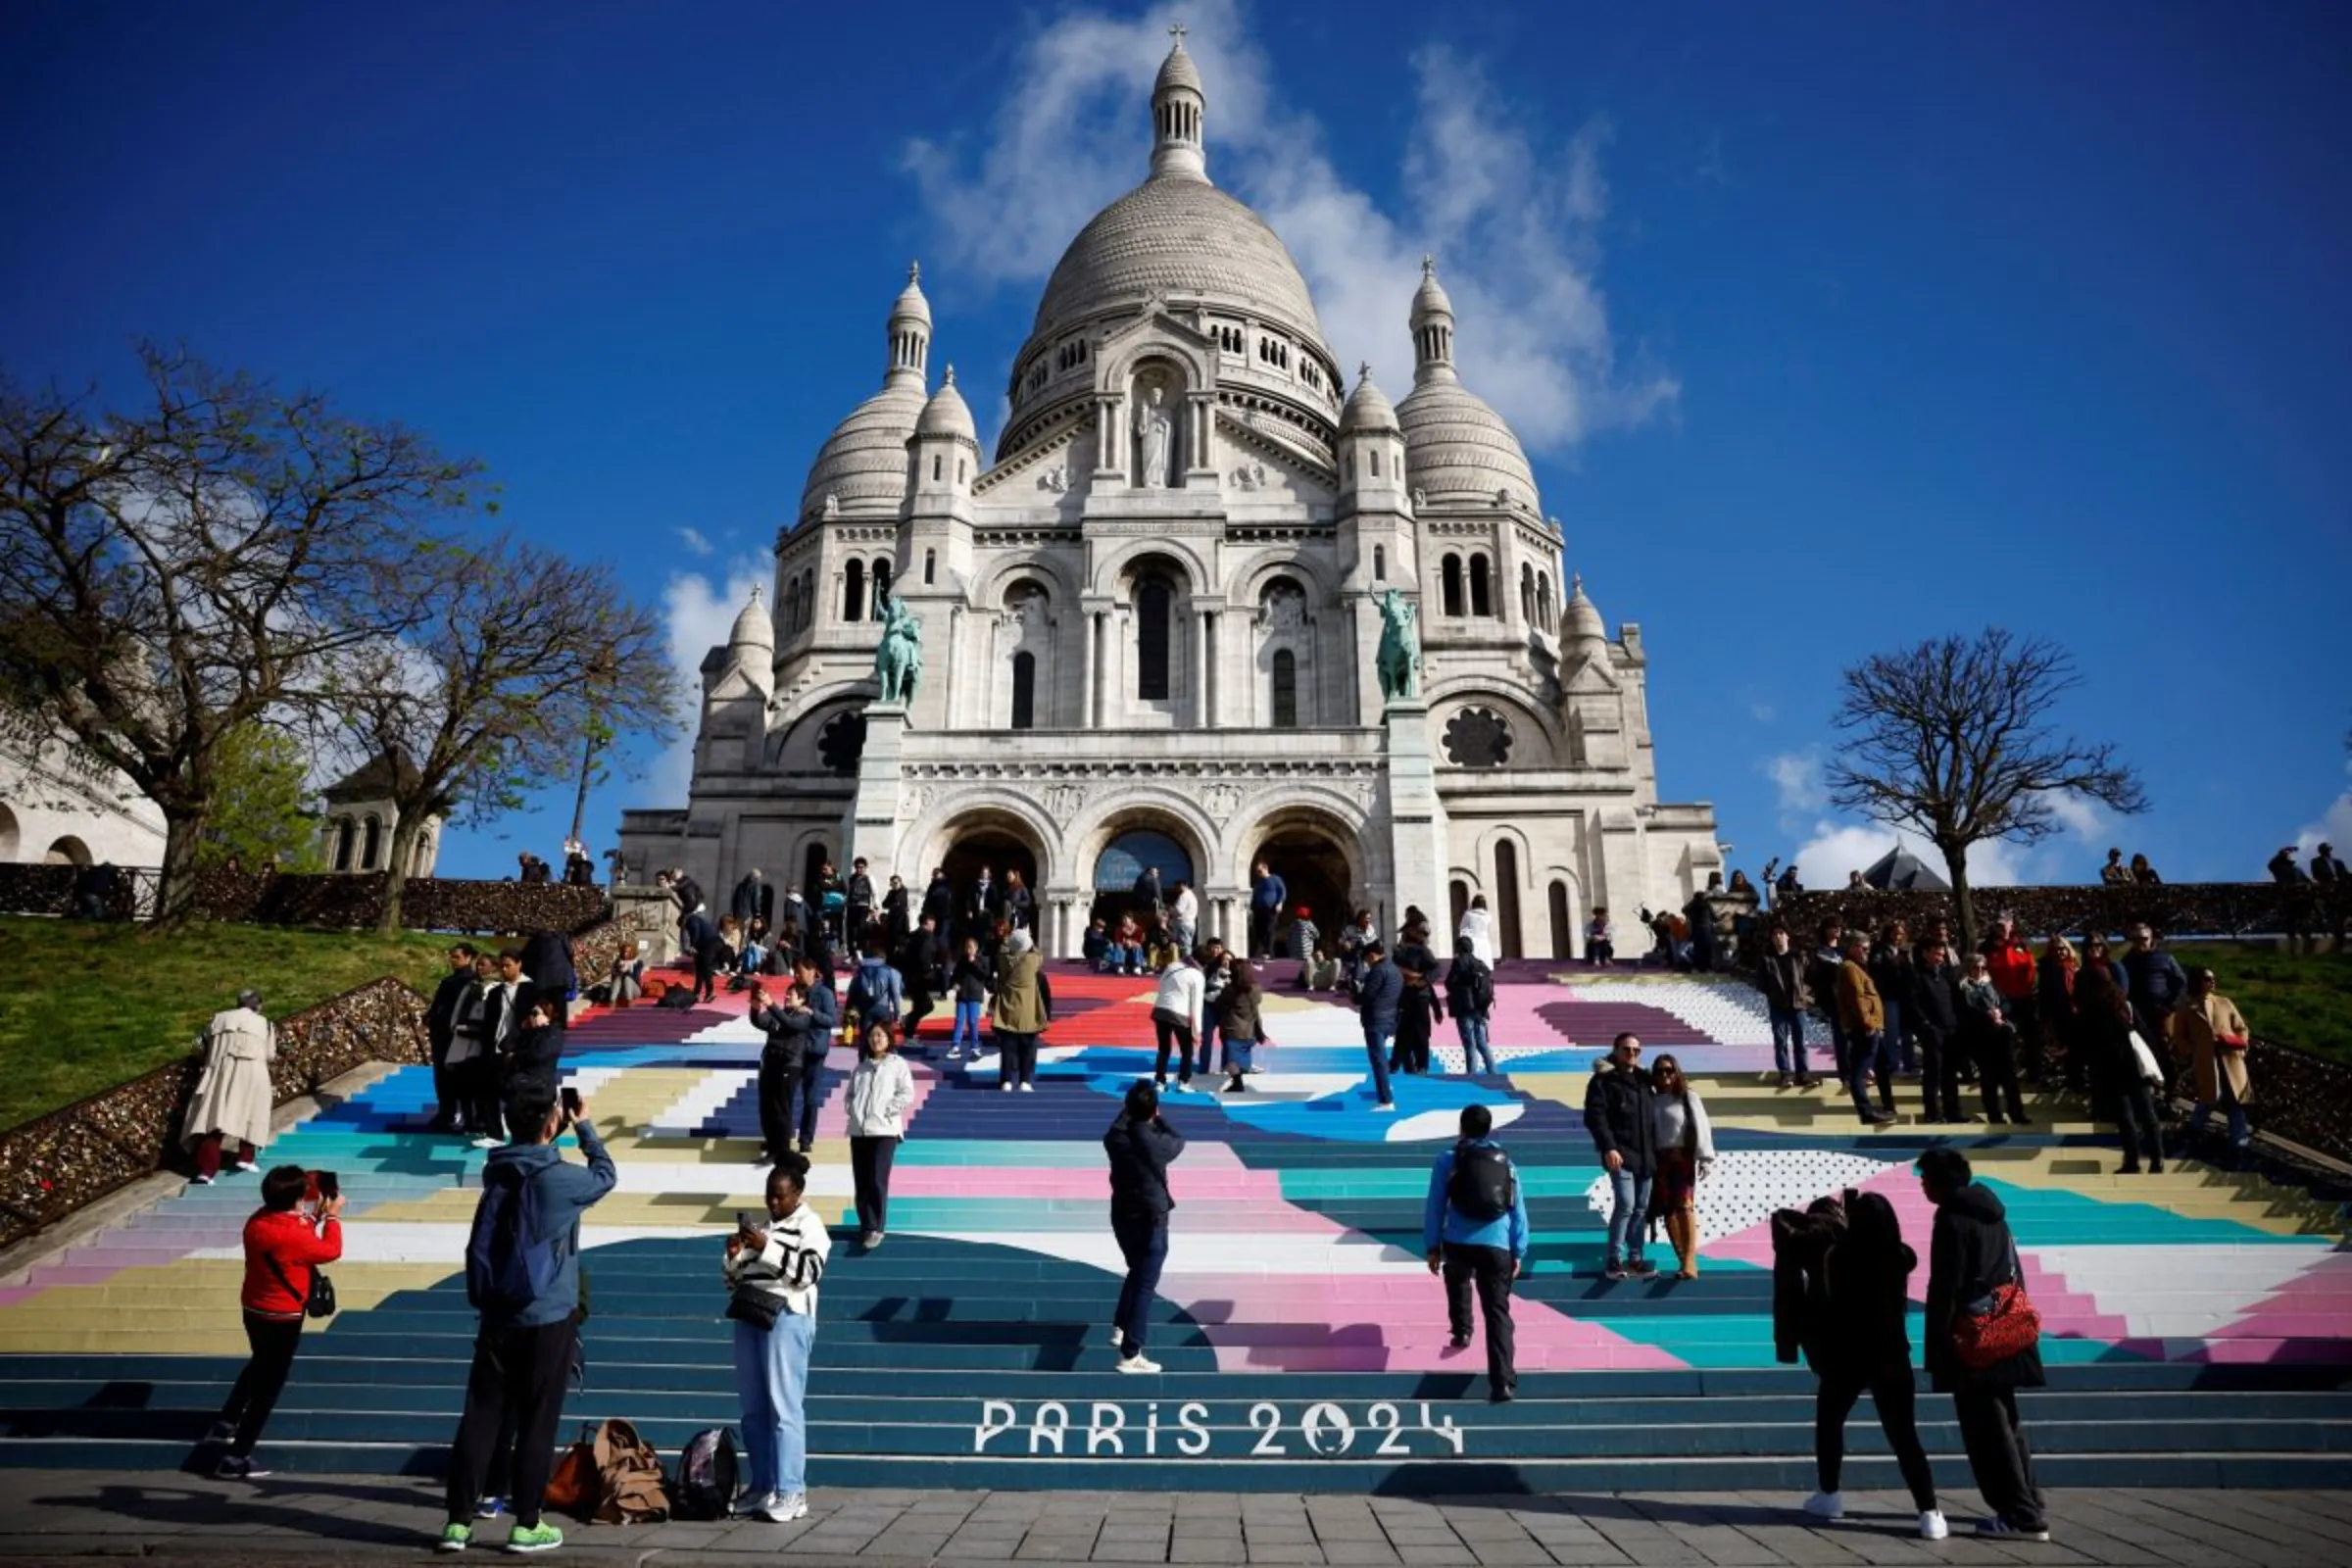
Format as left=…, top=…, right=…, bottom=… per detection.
left=44, top=835, right=91, bottom=867
left=0, top=802, right=19, bottom=861
left=925, top=808, right=1048, bottom=941
left=1089, top=827, right=1194, bottom=930
left=1239, top=806, right=1363, bottom=961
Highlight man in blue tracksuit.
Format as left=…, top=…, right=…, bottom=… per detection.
left=1424, top=1103, right=1532, bottom=1402
left=1355, top=942, right=1401, bottom=1111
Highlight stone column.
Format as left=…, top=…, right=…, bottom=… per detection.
left=847, top=704, right=908, bottom=876
left=1380, top=697, right=1449, bottom=934
left=1205, top=612, right=1221, bottom=730
left=1079, top=612, right=1099, bottom=730
left=1191, top=610, right=1209, bottom=728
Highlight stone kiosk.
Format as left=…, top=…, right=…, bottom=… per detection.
left=621, top=32, right=1722, bottom=956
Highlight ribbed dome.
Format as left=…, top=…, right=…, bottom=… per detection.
left=799, top=380, right=926, bottom=521
left=1340, top=364, right=1398, bottom=434
left=1027, top=178, right=1328, bottom=361
left=728, top=586, right=774, bottom=653
left=1563, top=573, right=1607, bottom=643
left=915, top=368, right=976, bottom=441
left=1154, top=39, right=1203, bottom=95
left=889, top=263, right=931, bottom=329
left=1412, top=260, right=1454, bottom=324
left=1397, top=380, right=1540, bottom=510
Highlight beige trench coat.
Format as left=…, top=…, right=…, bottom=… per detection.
left=2174, top=992, right=2252, bottom=1105
left=180, top=1006, right=277, bottom=1152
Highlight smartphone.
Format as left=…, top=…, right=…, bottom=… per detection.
left=736, top=1210, right=753, bottom=1232
left=314, top=1170, right=340, bottom=1201
left=560, top=1087, right=582, bottom=1118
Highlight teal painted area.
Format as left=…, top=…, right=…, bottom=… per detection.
left=1977, top=1178, right=2323, bottom=1247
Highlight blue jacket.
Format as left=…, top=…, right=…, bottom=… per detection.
left=847, top=958, right=905, bottom=1029
left=2124, top=948, right=2188, bottom=1014
left=1357, top=959, right=1403, bottom=1033
left=1424, top=1139, right=1531, bottom=1260
left=1251, top=872, right=1288, bottom=911
left=479, top=1120, right=616, bottom=1328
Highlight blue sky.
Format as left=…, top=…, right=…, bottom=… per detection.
left=4, top=1, right=2347, bottom=884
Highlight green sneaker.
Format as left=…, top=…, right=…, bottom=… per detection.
left=436, top=1521, right=472, bottom=1553
left=506, top=1520, right=564, bottom=1554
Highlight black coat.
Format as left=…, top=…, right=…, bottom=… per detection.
left=1772, top=1198, right=1918, bottom=1378
left=1103, top=1112, right=1186, bottom=1222
left=1758, top=950, right=1809, bottom=1013
left=730, top=874, right=772, bottom=924
left=427, top=967, right=475, bottom=1050
left=519, top=930, right=577, bottom=1000
left=920, top=877, right=956, bottom=930
left=1910, top=962, right=1960, bottom=1036
left=1923, top=1182, right=2046, bottom=1393
left=1583, top=1063, right=1657, bottom=1176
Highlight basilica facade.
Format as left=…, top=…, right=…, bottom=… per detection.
left=619, top=37, right=1723, bottom=958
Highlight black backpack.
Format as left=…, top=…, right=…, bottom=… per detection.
left=671, top=1427, right=740, bottom=1521
left=1455, top=959, right=1494, bottom=1017
left=1448, top=1141, right=1515, bottom=1222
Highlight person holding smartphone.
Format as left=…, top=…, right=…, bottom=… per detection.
left=723, top=1152, right=830, bottom=1523
left=212, top=1165, right=344, bottom=1478
left=1102, top=1081, right=1184, bottom=1374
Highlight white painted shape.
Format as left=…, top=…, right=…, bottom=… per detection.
left=1583, top=1149, right=1900, bottom=1247
left=1385, top=1102, right=1525, bottom=1143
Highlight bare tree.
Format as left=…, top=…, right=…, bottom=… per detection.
left=0, top=346, right=481, bottom=926
left=328, top=535, right=683, bottom=932
left=1826, top=628, right=2148, bottom=950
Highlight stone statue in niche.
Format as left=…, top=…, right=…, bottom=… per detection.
left=1040, top=462, right=1068, bottom=494
left=1411, top=487, right=1426, bottom=509
left=1261, top=585, right=1306, bottom=631
left=822, top=492, right=840, bottom=519
left=1133, top=383, right=1174, bottom=488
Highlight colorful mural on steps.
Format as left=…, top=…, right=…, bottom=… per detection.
left=0, top=965, right=2343, bottom=1378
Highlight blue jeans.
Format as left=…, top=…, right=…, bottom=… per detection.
left=1607, top=1167, right=1652, bottom=1264
left=1770, top=1008, right=1809, bottom=1076
left=1111, top=1211, right=1168, bottom=1357
left=1117, top=944, right=1145, bottom=972
left=951, top=1001, right=983, bottom=1053
left=1456, top=1014, right=1495, bottom=1074
left=2189, top=1080, right=2251, bottom=1146
left=1885, top=998, right=1917, bottom=1074
left=1363, top=1028, right=1395, bottom=1105
left=733, top=1309, right=813, bottom=1497
left=1847, top=1029, right=1890, bottom=1118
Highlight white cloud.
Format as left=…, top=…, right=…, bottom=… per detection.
left=2296, top=760, right=2352, bottom=859
left=2042, top=791, right=2115, bottom=847
left=901, top=0, right=1674, bottom=454
left=1786, top=820, right=2035, bottom=893
left=1764, top=749, right=1828, bottom=820
left=649, top=563, right=769, bottom=803
left=675, top=526, right=715, bottom=558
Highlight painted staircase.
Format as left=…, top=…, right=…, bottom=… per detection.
left=0, top=964, right=2345, bottom=1491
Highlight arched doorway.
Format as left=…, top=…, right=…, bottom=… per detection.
left=1090, top=828, right=1193, bottom=929
left=0, top=802, right=19, bottom=861
left=938, top=819, right=1042, bottom=942
left=1548, top=879, right=1574, bottom=960
left=1493, top=840, right=1525, bottom=958
left=1241, top=807, right=1361, bottom=961
left=44, top=835, right=91, bottom=867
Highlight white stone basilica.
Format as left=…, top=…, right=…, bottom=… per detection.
left=620, top=36, right=1723, bottom=958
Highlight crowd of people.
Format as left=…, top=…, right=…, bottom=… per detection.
left=180, top=845, right=2305, bottom=1550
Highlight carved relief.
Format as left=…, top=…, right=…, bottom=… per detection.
left=1200, top=782, right=1246, bottom=825
left=1042, top=782, right=1088, bottom=821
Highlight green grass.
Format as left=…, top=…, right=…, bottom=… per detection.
left=0, top=915, right=457, bottom=1130
left=2173, top=941, right=2352, bottom=1067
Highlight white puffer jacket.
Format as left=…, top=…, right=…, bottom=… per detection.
left=845, top=1051, right=915, bottom=1139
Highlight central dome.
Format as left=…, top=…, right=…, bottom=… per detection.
left=1028, top=177, right=1327, bottom=357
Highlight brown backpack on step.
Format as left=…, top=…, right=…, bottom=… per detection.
left=590, top=1417, right=670, bottom=1524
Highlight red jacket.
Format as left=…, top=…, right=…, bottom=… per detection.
left=239, top=1209, right=343, bottom=1318
left=1984, top=940, right=2037, bottom=1003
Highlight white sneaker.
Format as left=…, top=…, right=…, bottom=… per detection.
left=1919, top=1510, right=1948, bottom=1542
left=1114, top=1352, right=1162, bottom=1374
left=1000, top=1082, right=1012, bottom=1093
left=1371, top=1102, right=1396, bottom=1113
left=732, top=1488, right=777, bottom=1518
left=469, top=1135, right=499, bottom=1149
left=1018, top=1083, right=1035, bottom=1094
left=763, top=1493, right=808, bottom=1523
left=232, top=1161, right=260, bottom=1174
left=1802, top=1491, right=1843, bottom=1520
left=1976, top=1518, right=2051, bottom=1543
left=190, top=1174, right=214, bottom=1186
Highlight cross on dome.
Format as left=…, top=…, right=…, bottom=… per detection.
left=1169, top=22, right=1186, bottom=44
left=1422, top=254, right=1436, bottom=278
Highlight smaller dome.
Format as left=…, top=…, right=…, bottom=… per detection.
left=1397, top=379, right=1540, bottom=511
left=799, top=380, right=927, bottom=520
left=915, top=366, right=977, bottom=441
left=1340, top=363, right=1399, bottom=435
left=1411, top=255, right=1454, bottom=324
left=729, top=586, right=773, bottom=653
left=1563, top=573, right=1606, bottom=644
left=1154, top=38, right=1203, bottom=96
left=889, top=261, right=931, bottom=328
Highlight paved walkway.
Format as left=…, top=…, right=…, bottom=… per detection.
left=0, top=1474, right=2346, bottom=1566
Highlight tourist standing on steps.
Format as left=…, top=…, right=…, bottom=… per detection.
left=991, top=929, right=1051, bottom=1093
left=1982, top=915, right=2040, bottom=1076
left=1772, top=1190, right=1945, bottom=1541
left=184, top=990, right=276, bottom=1185
left=2122, top=923, right=2188, bottom=1056
left=1758, top=926, right=1815, bottom=1089
left=1217, top=957, right=1266, bottom=1094
left=1836, top=934, right=1896, bottom=1125
left=1104, top=1080, right=1185, bottom=1374
left=2036, top=934, right=2082, bottom=1094
left=2178, top=968, right=2254, bottom=1149
left=1356, top=941, right=1401, bottom=1112
left=426, top=944, right=480, bottom=1134
left=2076, top=962, right=2164, bottom=1175
left=1917, top=1148, right=2051, bottom=1544
left=1168, top=879, right=1199, bottom=954
left=211, top=1165, right=343, bottom=1479
left=947, top=936, right=992, bottom=1060
left=1392, top=917, right=1446, bottom=1076
left=1424, top=1103, right=1530, bottom=1403
left=1647, top=1054, right=1714, bottom=1278
left=1910, top=943, right=1966, bottom=1124
left=1956, top=954, right=2032, bottom=1126
left=846, top=1022, right=913, bottom=1250
left=1198, top=939, right=1231, bottom=1080
left=723, top=1153, right=829, bottom=1525
left=1248, top=858, right=1287, bottom=961
left=845, top=935, right=906, bottom=1042
left=1151, top=944, right=1204, bottom=1090
left=500, top=998, right=565, bottom=1138
left=1457, top=894, right=1497, bottom=965
left=448, top=953, right=504, bottom=1149
left=1584, top=1033, right=1657, bottom=1279
left=882, top=874, right=911, bottom=952
left=439, top=1089, right=616, bottom=1556
left=1446, top=935, right=1497, bottom=1075
left=748, top=960, right=834, bottom=1160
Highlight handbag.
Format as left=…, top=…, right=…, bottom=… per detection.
left=1952, top=1237, right=2041, bottom=1370
left=2126, top=1029, right=2164, bottom=1085
left=725, top=1281, right=786, bottom=1331
left=267, top=1251, right=337, bottom=1319
left=544, top=1423, right=599, bottom=1519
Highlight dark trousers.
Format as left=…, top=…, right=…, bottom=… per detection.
left=429, top=1037, right=458, bottom=1129
left=999, top=1031, right=1039, bottom=1088
left=1816, top=1360, right=1936, bottom=1508
left=1111, top=1211, right=1168, bottom=1358
left=694, top=947, right=718, bottom=1003
left=1441, top=1242, right=1517, bottom=1398
left=219, top=1310, right=304, bottom=1457
left=1973, top=1026, right=2029, bottom=1122
left=1954, top=1385, right=2045, bottom=1533
left=446, top=1319, right=577, bottom=1530
left=760, top=1054, right=824, bottom=1153
left=850, top=1135, right=898, bottom=1235
left=1153, top=1017, right=1197, bottom=1085
left=1917, top=1022, right=1963, bottom=1121
left=460, top=1055, right=503, bottom=1142
left=2115, top=1078, right=2165, bottom=1169
left=1249, top=905, right=1276, bottom=960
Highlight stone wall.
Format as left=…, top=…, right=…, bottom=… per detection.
left=0, top=863, right=609, bottom=935
left=0, top=976, right=429, bottom=1249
